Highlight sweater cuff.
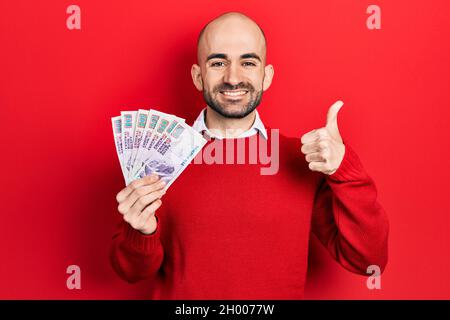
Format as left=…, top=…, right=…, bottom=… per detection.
left=327, top=143, right=366, bottom=182
left=122, top=217, right=161, bottom=252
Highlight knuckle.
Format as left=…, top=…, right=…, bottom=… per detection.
left=129, top=221, right=138, bottom=229
left=134, top=220, right=145, bottom=231
left=130, top=180, right=140, bottom=190
left=135, top=187, right=146, bottom=197
left=149, top=200, right=162, bottom=212
left=137, top=196, right=149, bottom=207
left=141, top=206, right=151, bottom=216
left=147, top=183, right=159, bottom=192
left=144, top=174, right=157, bottom=183
left=143, top=174, right=153, bottom=181
left=128, top=217, right=138, bottom=228
left=318, top=140, right=328, bottom=149
left=150, top=201, right=162, bottom=214
left=146, top=209, right=157, bottom=218
left=300, top=135, right=307, bottom=144
left=117, top=204, right=126, bottom=215
left=317, top=128, right=327, bottom=137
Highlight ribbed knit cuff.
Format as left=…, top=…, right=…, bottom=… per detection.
left=327, top=143, right=366, bottom=182
left=122, top=217, right=161, bottom=252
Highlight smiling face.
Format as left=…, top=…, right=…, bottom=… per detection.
left=191, top=13, right=274, bottom=119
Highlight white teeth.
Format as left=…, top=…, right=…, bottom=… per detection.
left=222, top=91, right=247, bottom=96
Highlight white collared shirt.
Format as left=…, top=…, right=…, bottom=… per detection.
left=192, top=107, right=268, bottom=140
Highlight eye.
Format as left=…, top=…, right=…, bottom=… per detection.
left=242, top=61, right=257, bottom=67
left=211, top=61, right=226, bottom=67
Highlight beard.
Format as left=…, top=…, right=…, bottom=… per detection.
left=203, top=81, right=263, bottom=119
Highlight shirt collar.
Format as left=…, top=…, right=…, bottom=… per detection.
left=192, top=107, right=268, bottom=140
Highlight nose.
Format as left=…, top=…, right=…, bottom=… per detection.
left=223, top=63, right=242, bottom=86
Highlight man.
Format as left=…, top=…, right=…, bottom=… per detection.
left=110, top=12, right=389, bottom=299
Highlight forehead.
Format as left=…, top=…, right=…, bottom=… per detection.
left=199, top=19, right=266, bottom=62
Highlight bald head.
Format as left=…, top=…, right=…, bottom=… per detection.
left=196, top=12, right=267, bottom=64
left=191, top=12, right=274, bottom=120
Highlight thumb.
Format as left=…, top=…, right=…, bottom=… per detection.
left=325, top=100, right=344, bottom=136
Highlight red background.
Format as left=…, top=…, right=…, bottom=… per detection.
left=1, top=0, right=449, bottom=299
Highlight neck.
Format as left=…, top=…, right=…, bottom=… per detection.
left=204, top=106, right=257, bottom=138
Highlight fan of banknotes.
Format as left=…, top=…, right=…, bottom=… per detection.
left=111, top=109, right=207, bottom=188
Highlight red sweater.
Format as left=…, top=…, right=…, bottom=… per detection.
left=110, top=129, right=389, bottom=299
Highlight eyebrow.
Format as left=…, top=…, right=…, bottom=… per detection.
left=240, top=53, right=261, bottom=61
left=206, top=53, right=262, bottom=62
left=206, top=53, right=227, bottom=61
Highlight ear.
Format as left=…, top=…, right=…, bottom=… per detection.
left=191, top=64, right=203, bottom=91
left=262, top=64, right=274, bottom=91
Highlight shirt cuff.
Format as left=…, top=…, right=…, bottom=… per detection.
left=122, top=216, right=161, bottom=252
left=326, top=143, right=367, bottom=182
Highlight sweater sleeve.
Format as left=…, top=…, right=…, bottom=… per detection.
left=310, top=143, right=389, bottom=275
left=109, top=214, right=164, bottom=283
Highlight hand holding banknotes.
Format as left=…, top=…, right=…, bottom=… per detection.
left=300, top=100, right=346, bottom=175
left=112, top=108, right=207, bottom=234
left=116, top=174, right=166, bottom=235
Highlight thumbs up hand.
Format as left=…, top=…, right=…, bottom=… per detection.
left=300, top=101, right=346, bottom=175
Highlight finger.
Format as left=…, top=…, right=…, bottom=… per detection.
left=116, top=173, right=160, bottom=203
left=308, top=161, right=330, bottom=172
left=308, top=161, right=325, bottom=172
left=143, top=214, right=159, bottom=235
left=131, top=200, right=162, bottom=232
left=305, top=152, right=326, bottom=163
left=129, top=189, right=166, bottom=214
left=325, top=100, right=344, bottom=129
left=325, top=101, right=344, bottom=139
left=300, top=129, right=319, bottom=144
left=301, top=141, right=320, bottom=154
left=301, top=136, right=332, bottom=154
left=139, top=199, right=163, bottom=222
left=117, top=179, right=166, bottom=214
left=301, top=128, right=330, bottom=145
